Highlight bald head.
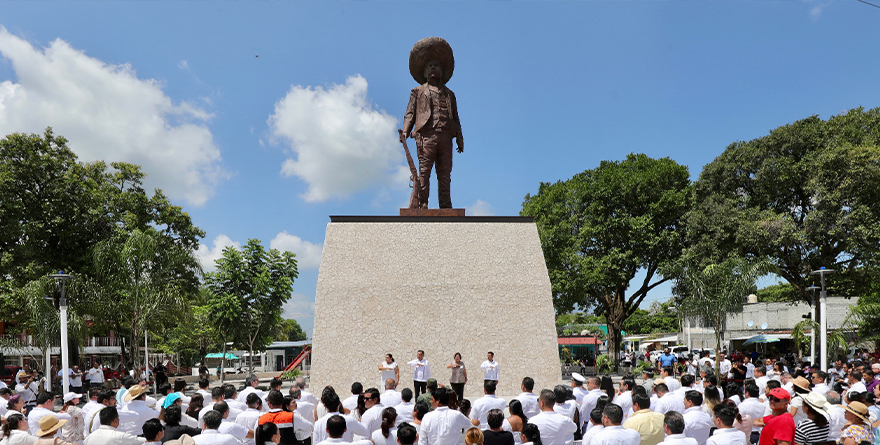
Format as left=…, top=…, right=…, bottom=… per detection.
left=385, top=378, right=397, bottom=390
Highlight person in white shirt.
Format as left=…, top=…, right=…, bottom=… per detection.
left=294, top=377, right=321, bottom=407
left=743, top=357, right=755, bottom=380
left=470, top=381, right=509, bottom=430
left=527, top=389, right=578, bottom=445
left=315, top=414, right=373, bottom=445
left=199, top=387, right=241, bottom=424
left=824, top=391, right=846, bottom=442
left=84, top=406, right=147, bottom=445
left=674, top=375, right=698, bottom=405
left=27, top=392, right=72, bottom=436
left=810, top=371, right=830, bottom=396
left=571, top=373, right=589, bottom=404
left=359, top=388, right=386, bottom=436
left=736, top=384, right=765, bottom=444
left=480, top=352, right=500, bottom=383
left=581, top=406, right=605, bottom=445
left=717, top=353, right=732, bottom=379
left=14, top=371, right=39, bottom=409
left=681, top=391, right=712, bottom=445
left=196, top=379, right=212, bottom=399
left=394, top=389, right=415, bottom=425
left=417, top=387, right=473, bottom=445
left=380, top=379, right=403, bottom=408
left=552, top=385, right=579, bottom=425
left=313, top=393, right=368, bottom=444
left=658, top=411, right=698, bottom=445
left=614, top=380, right=635, bottom=421
left=844, top=370, right=868, bottom=403
left=289, top=388, right=316, bottom=423
left=86, top=363, right=105, bottom=389
left=407, top=351, right=431, bottom=400
left=579, top=377, right=605, bottom=433
left=343, top=383, right=363, bottom=413
left=234, top=394, right=263, bottom=445
left=1, top=413, right=34, bottom=445
left=661, top=367, right=682, bottom=392
left=223, top=386, right=247, bottom=414
left=705, top=403, right=747, bottom=445
left=654, top=383, right=685, bottom=416
left=371, top=407, right=400, bottom=445
left=237, top=374, right=265, bottom=405
left=193, top=410, right=240, bottom=445
left=213, top=401, right=252, bottom=443
left=591, top=403, right=640, bottom=445
left=516, top=377, right=541, bottom=419
left=119, top=385, right=159, bottom=436
left=379, top=354, right=400, bottom=392
left=753, top=366, right=769, bottom=397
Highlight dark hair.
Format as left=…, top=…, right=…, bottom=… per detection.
left=415, top=401, right=431, bottom=420
left=484, top=381, right=497, bottom=394
left=521, top=423, right=543, bottom=445
left=705, top=374, right=718, bottom=386
left=97, top=390, right=114, bottom=404
left=685, top=390, right=703, bottom=406
left=632, top=393, right=651, bottom=411
left=381, top=407, right=398, bottom=438
left=2, top=413, right=25, bottom=437
left=755, top=366, right=767, bottom=376
left=681, top=374, right=695, bottom=388
left=100, top=406, right=119, bottom=426
left=174, top=378, right=187, bottom=393
left=327, top=414, right=347, bottom=437
left=255, top=422, right=279, bottom=444
left=351, top=382, right=363, bottom=395
left=538, top=388, right=555, bottom=407
left=813, top=370, right=827, bottom=381
left=203, top=410, right=222, bottom=429
left=601, top=376, right=615, bottom=400
left=224, top=384, right=237, bottom=399
left=447, top=387, right=459, bottom=411
left=744, top=384, right=759, bottom=398
left=198, top=378, right=209, bottom=389
left=725, top=382, right=743, bottom=400
left=454, top=352, right=462, bottom=360
left=246, top=393, right=262, bottom=409
left=590, top=407, right=603, bottom=425
left=187, top=393, right=204, bottom=418
left=356, top=394, right=367, bottom=416
left=289, top=388, right=302, bottom=400
left=165, top=404, right=183, bottom=426
left=487, top=408, right=504, bottom=429
left=398, top=423, right=418, bottom=445
left=88, top=388, right=102, bottom=399
left=653, top=383, right=669, bottom=394
left=508, top=399, right=528, bottom=424
left=602, top=403, right=623, bottom=425
left=663, top=366, right=674, bottom=376
left=621, top=380, right=636, bottom=391
left=283, top=395, right=295, bottom=412
left=553, top=385, right=567, bottom=404
left=267, top=390, right=284, bottom=407
left=595, top=395, right=611, bottom=413
left=459, top=398, right=471, bottom=417
left=417, top=350, right=424, bottom=355
left=386, top=353, right=395, bottom=362
left=213, top=401, right=229, bottom=417
left=703, top=385, right=722, bottom=411
left=766, top=380, right=782, bottom=391
left=36, top=392, right=54, bottom=405
left=211, top=386, right=224, bottom=400
left=718, top=400, right=742, bottom=423
left=851, top=370, right=863, bottom=382
left=664, top=411, right=685, bottom=434
left=142, top=418, right=163, bottom=441
left=522, top=377, right=535, bottom=392
left=433, top=387, right=449, bottom=406
left=632, top=386, right=647, bottom=397
left=158, top=383, right=172, bottom=396
left=401, top=387, right=413, bottom=403
left=713, top=402, right=737, bottom=427
left=270, top=378, right=283, bottom=389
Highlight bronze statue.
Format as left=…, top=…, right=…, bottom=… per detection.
left=399, top=37, right=463, bottom=209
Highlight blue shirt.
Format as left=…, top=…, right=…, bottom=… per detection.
left=658, top=353, right=676, bottom=368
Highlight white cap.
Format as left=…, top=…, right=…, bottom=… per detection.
left=571, top=372, right=586, bottom=383
left=63, top=392, right=82, bottom=404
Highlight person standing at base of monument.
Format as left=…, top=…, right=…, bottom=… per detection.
left=408, top=351, right=431, bottom=399
left=447, top=354, right=468, bottom=403
left=379, top=355, right=399, bottom=393
left=480, top=354, right=499, bottom=385
left=400, top=37, right=464, bottom=210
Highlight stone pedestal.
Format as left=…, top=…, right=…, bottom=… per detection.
left=310, top=216, right=560, bottom=398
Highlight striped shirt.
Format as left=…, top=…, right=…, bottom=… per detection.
left=794, top=419, right=829, bottom=445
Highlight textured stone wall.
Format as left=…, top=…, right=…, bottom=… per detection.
left=310, top=218, right=560, bottom=398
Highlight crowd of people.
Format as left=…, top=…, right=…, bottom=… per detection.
left=0, top=348, right=879, bottom=445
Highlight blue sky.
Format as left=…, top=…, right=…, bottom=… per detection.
left=2, top=1, right=878, bottom=337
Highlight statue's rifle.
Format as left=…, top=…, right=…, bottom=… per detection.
left=398, top=129, right=422, bottom=208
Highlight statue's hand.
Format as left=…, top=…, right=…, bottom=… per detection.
left=456, top=139, right=464, bottom=153
left=398, top=129, right=407, bottom=143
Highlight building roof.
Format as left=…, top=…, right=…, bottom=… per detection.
left=266, top=341, right=311, bottom=348
left=558, top=336, right=601, bottom=345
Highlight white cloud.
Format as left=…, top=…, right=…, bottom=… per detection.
left=0, top=28, right=226, bottom=206
left=269, top=231, right=323, bottom=270
left=268, top=75, right=409, bottom=202
left=282, top=293, right=315, bottom=338
left=468, top=199, right=496, bottom=216
left=196, top=234, right=240, bottom=273
left=809, top=2, right=829, bottom=20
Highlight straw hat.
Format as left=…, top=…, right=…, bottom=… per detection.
left=843, top=401, right=871, bottom=424
left=800, top=392, right=830, bottom=420
left=791, top=376, right=811, bottom=393
left=124, top=385, right=147, bottom=402
left=409, top=37, right=454, bottom=85
left=37, top=414, right=67, bottom=437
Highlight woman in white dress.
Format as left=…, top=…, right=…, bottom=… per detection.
left=0, top=414, right=36, bottom=445
left=379, top=354, right=399, bottom=391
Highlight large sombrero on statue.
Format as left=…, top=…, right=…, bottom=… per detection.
left=409, top=37, right=455, bottom=85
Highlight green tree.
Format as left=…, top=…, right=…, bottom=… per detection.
left=84, top=228, right=200, bottom=371
left=205, top=239, right=298, bottom=375
left=688, top=108, right=880, bottom=319
left=674, top=257, right=771, bottom=379
left=276, top=318, right=307, bottom=342
left=621, top=300, right=681, bottom=335
left=755, top=283, right=801, bottom=303
left=523, top=153, right=691, bottom=369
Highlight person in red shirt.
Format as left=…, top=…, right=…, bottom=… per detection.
left=755, top=388, right=795, bottom=445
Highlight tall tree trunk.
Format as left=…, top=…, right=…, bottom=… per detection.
left=606, top=321, right=622, bottom=371
left=220, top=341, right=226, bottom=383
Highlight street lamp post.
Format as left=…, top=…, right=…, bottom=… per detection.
left=809, top=267, right=835, bottom=371
left=49, top=272, right=73, bottom=396
left=806, top=285, right=820, bottom=367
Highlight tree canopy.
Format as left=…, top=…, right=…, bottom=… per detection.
left=523, top=153, right=691, bottom=367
